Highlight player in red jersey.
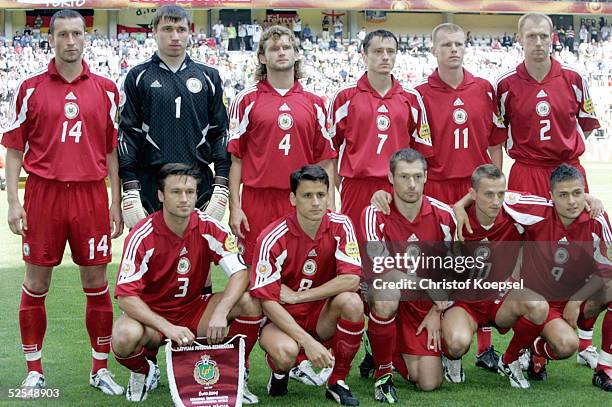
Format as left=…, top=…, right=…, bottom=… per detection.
left=416, top=23, right=505, bottom=369
left=250, top=165, right=364, bottom=406
left=361, top=148, right=456, bottom=403
left=327, top=29, right=432, bottom=235
left=2, top=10, right=123, bottom=397
left=111, top=164, right=263, bottom=403
left=494, top=13, right=600, bottom=197
left=228, top=25, right=336, bottom=269
left=472, top=164, right=610, bottom=382
left=441, top=164, right=548, bottom=389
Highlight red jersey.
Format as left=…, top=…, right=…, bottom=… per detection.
left=328, top=73, right=433, bottom=179
left=250, top=211, right=362, bottom=321
left=227, top=80, right=336, bottom=189
left=503, top=192, right=612, bottom=299
left=1, top=59, right=119, bottom=182
left=415, top=69, right=505, bottom=180
left=494, top=58, right=600, bottom=165
left=115, top=210, right=244, bottom=324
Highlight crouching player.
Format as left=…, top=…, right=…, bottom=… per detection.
left=443, top=164, right=549, bottom=389
left=250, top=165, right=364, bottom=406
left=362, top=149, right=456, bottom=403
left=111, top=164, right=263, bottom=403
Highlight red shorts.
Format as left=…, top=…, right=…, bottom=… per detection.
left=396, top=301, right=440, bottom=356
left=545, top=300, right=589, bottom=325
left=450, top=300, right=509, bottom=334
left=424, top=177, right=472, bottom=205
left=509, top=160, right=589, bottom=197
left=22, top=175, right=110, bottom=267
left=264, top=300, right=327, bottom=341
left=157, top=294, right=213, bottom=341
left=340, top=177, right=392, bottom=240
left=240, top=186, right=293, bottom=265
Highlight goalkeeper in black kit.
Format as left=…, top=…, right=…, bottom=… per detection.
left=118, top=5, right=229, bottom=227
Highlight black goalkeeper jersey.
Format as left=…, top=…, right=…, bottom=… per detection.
left=118, top=53, right=229, bottom=211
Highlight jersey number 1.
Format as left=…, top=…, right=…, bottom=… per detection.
left=454, top=128, right=468, bottom=149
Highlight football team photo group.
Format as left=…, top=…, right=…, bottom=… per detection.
left=0, top=2, right=610, bottom=406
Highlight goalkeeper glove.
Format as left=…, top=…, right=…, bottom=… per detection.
left=122, top=187, right=147, bottom=229
left=204, top=184, right=229, bottom=222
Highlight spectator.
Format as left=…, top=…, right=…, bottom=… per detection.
left=334, top=17, right=343, bottom=40
left=580, top=24, right=589, bottom=43
left=566, top=25, right=575, bottom=52
left=322, top=15, right=331, bottom=42
left=212, top=20, right=224, bottom=45
left=227, top=21, right=237, bottom=50
left=303, top=24, right=313, bottom=43
left=292, top=16, right=302, bottom=40
left=252, top=20, right=262, bottom=50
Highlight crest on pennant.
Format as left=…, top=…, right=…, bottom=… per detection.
left=193, top=355, right=220, bottom=386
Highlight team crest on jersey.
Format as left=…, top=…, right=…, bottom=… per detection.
left=193, top=355, right=220, bottom=386
left=554, top=247, right=569, bottom=264
left=405, top=244, right=421, bottom=261
left=177, top=257, right=191, bottom=275
left=278, top=113, right=293, bottom=130
left=186, top=78, right=203, bottom=93
left=536, top=101, right=551, bottom=117
left=64, top=102, right=79, bottom=119
left=474, top=245, right=491, bottom=261
left=345, top=241, right=360, bottom=258
left=453, top=108, right=468, bottom=125
left=302, top=259, right=317, bottom=276
left=376, top=115, right=390, bottom=131
left=23, top=243, right=30, bottom=257
left=224, top=235, right=238, bottom=253
left=583, top=98, right=595, bottom=114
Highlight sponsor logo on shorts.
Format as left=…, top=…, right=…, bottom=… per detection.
left=193, top=355, right=220, bottom=386
left=186, top=78, right=203, bottom=93
left=302, top=259, right=317, bottom=276
left=23, top=243, right=30, bottom=257
left=278, top=113, right=293, bottom=130
left=504, top=192, right=520, bottom=205
left=64, top=102, right=79, bottom=119
left=119, top=90, right=126, bottom=108
left=583, top=98, right=595, bottom=114
left=224, top=235, right=238, bottom=253
left=452, top=108, right=468, bottom=125
left=536, top=101, right=551, bottom=117
left=177, top=257, right=191, bottom=275
left=256, top=260, right=272, bottom=278
left=376, top=114, right=390, bottom=131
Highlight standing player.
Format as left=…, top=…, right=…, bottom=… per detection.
left=111, top=164, right=263, bottom=403
left=442, top=164, right=549, bottom=389
left=362, top=149, right=455, bottom=403
left=2, top=10, right=124, bottom=395
left=251, top=165, right=364, bottom=406
left=415, top=23, right=506, bottom=369
left=228, top=25, right=336, bottom=269
left=500, top=164, right=609, bottom=382
left=494, top=12, right=600, bottom=195
left=119, top=5, right=231, bottom=227
left=327, top=29, right=432, bottom=234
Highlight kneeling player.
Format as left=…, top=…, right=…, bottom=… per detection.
left=443, top=164, right=548, bottom=389
left=251, top=165, right=364, bottom=406
left=363, top=149, right=455, bottom=403
left=111, top=164, right=263, bottom=403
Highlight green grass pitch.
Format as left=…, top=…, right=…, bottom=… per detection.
left=0, top=162, right=610, bottom=406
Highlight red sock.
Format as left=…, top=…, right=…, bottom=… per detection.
left=143, top=347, right=159, bottom=363
left=368, top=312, right=396, bottom=379
left=227, top=316, right=264, bottom=361
left=84, top=284, right=113, bottom=373
left=502, top=317, right=544, bottom=364
left=112, top=346, right=150, bottom=374
left=531, top=336, right=560, bottom=360
left=392, top=352, right=409, bottom=381
left=265, top=353, right=287, bottom=374
left=477, top=326, right=492, bottom=355
left=19, top=285, right=48, bottom=374
left=328, top=319, right=364, bottom=385
left=596, top=305, right=612, bottom=375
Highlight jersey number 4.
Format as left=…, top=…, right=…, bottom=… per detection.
left=61, top=121, right=82, bottom=143
left=279, top=134, right=291, bottom=155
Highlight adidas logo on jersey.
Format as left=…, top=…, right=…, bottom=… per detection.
left=558, top=236, right=569, bottom=244
left=180, top=247, right=188, bottom=256
left=407, top=233, right=419, bottom=242
left=480, top=237, right=489, bottom=242
left=150, top=80, right=162, bottom=88
left=279, top=103, right=291, bottom=111
left=377, top=105, right=389, bottom=113
left=537, top=89, right=548, bottom=98
left=65, top=92, right=77, bottom=100
left=308, top=249, right=317, bottom=257
left=453, top=98, right=464, bottom=106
